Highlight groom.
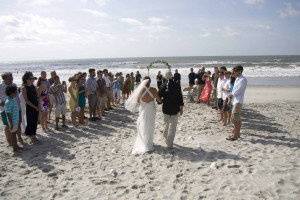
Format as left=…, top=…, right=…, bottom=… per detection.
left=159, top=71, right=184, bottom=148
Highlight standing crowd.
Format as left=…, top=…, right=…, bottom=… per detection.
left=184, top=65, right=247, bottom=141
left=0, top=64, right=246, bottom=153
left=0, top=69, right=142, bottom=153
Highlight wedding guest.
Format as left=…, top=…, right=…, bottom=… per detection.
left=108, top=72, right=114, bottom=108
left=103, top=69, right=112, bottom=110
left=122, top=74, right=131, bottom=99
left=96, top=70, right=106, bottom=118
left=221, top=71, right=232, bottom=126
left=135, top=71, right=142, bottom=85
left=0, top=73, right=24, bottom=146
left=112, top=76, right=122, bottom=105
left=4, top=85, right=22, bottom=152
left=37, top=82, right=50, bottom=131
left=188, top=68, right=197, bottom=86
left=130, top=72, right=135, bottom=93
left=216, top=66, right=227, bottom=122
left=199, top=71, right=212, bottom=104
left=86, top=68, right=98, bottom=121
left=77, top=73, right=86, bottom=124
left=159, top=71, right=184, bottom=148
left=173, top=69, right=181, bottom=85
left=211, top=66, right=219, bottom=109
left=49, top=75, right=67, bottom=130
left=184, top=79, right=201, bottom=103
left=37, top=71, right=51, bottom=90
left=197, top=67, right=206, bottom=95
left=156, top=71, right=163, bottom=89
left=48, top=71, right=57, bottom=86
left=48, top=71, right=57, bottom=120
left=68, top=76, right=79, bottom=126
left=227, top=65, right=247, bottom=141
left=119, top=72, right=125, bottom=99
left=22, top=72, right=39, bottom=143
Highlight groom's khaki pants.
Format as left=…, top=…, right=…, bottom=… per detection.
left=163, top=113, right=179, bottom=147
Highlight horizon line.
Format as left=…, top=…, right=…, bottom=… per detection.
left=1, top=54, right=300, bottom=64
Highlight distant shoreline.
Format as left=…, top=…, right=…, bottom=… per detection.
left=1, top=54, right=300, bottom=64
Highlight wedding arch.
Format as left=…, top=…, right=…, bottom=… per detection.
left=147, top=60, right=172, bottom=75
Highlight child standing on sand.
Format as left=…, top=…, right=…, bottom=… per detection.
left=37, top=83, right=50, bottom=131
left=4, top=85, right=22, bottom=152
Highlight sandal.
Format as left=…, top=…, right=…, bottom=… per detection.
left=226, top=136, right=238, bottom=141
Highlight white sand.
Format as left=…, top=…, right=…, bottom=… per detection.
left=0, top=86, right=299, bottom=199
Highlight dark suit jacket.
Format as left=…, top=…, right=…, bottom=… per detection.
left=158, top=79, right=184, bottom=115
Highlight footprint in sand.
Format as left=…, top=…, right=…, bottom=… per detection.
left=227, top=164, right=241, bottom=168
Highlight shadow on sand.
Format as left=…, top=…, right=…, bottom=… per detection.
left=153, top=144, right=243, bottom=162
left=19, top=107, right=135, bottom=173
left=242, top=108, right=300, bottom=148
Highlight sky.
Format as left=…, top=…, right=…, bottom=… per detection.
left=0, top=0, right=300, bottom=61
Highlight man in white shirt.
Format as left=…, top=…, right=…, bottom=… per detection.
left=227, top=65, right=247, bottom=141
left=216, top=66, right=227, bottom=122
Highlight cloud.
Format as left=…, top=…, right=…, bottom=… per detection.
left=218, top=26, right=240, bottom=37
left=120, top=18, right=144, bottom=26
left=0, top=14, right=78, bottom=44
left=94, top=0, right=110, bottom=6
left=244, top=0, right=265, bottom=6
left=80, top=0, right=110, bottom=7
left=255, top=24, right=271, bottom=31
left=279, top=2, right=300, bottom=18
left=148, top=17, right=165, bottom=25
left=81, top=8, right=108, bottom=18
left=199, top=32, right=211, bottom=38
left=18, top=0, right=63, bottom=7
left=0, top=13, right=116, bottom=47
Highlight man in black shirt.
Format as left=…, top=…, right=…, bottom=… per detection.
left=135, top=71, right=142, bottom=85
left=188, top=68, right=196, bottom=86
left=173, top=69, right=181, bottom=85
left=159, top=71, right=184, bottom=148
left=156, top=71, right=163, bottom=89
left=197, top=67, right=206, bottom=85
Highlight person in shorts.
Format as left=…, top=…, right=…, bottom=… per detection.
left=227, top=65, right=247, bottom=141
left=112, top=76, right=121, bottom=106
left=96, top=70, right=107, bottom=118
left=216, top=66, right=227, bottom=122
left=49, top=75, right=67, bottom=130
left=0, top=72, right=24, bottom=146
left=4, top=85, right=22, bottom=152
left=86, top=68, right=98, bottom=121
left=221, top=71, right=232, bottom=126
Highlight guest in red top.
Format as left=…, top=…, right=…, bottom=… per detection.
left=199, top=71, right=212, bottom=104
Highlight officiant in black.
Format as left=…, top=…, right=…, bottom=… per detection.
left=158, top=71, right=184, bottom=148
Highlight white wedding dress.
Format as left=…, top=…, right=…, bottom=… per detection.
left=125, top=80, right=156, bottom=155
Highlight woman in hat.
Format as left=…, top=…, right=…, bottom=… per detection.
left=22, top=71, right=39, bottom=144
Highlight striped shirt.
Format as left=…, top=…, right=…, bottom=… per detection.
left=4, top=97, right=20, bottom=126
left=86, top=76, right=98, bottom=94
left=49, top=84, right=66, bottom=105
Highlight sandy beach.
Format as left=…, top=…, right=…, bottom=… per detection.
left=0, top=86, right=299, bottom=200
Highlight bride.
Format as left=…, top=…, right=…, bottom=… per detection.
left=125, top=76, right=161, bottom=154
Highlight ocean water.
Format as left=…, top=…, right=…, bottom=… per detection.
left=0, top=55, right=300, bottom=86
